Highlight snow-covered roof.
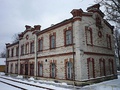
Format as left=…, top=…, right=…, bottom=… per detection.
left=0, top=58, right=5, bottom=65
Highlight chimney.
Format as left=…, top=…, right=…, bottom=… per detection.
left=71, top=9, right=83, bottom=17
left=34, top=25, right=41, bottom=30
left=25, top=25, right=31, bottom=30
left=6, top=43, right=10, bottom=47
left=86, top=4, right=100, bottom=12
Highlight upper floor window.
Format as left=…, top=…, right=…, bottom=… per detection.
left=106, top=34, right=111, bottom=49
left=21, top=45, right=24, bottom=55
left=25, top=43, right=29, bottom=54
left=7, top=49, right=10, bottom=58
left=38, top=38, right=43, bottom=51
left=11, top=48, right=14, bottom=57
left=16, top=47, right=19, bottom=56
left=65, top=30, right=72, bottom=45
left=85, top=26, right=93, bottom=45
left=50, top=34, right=56, bottom=49
left=30, top=42, right=34, bottom=53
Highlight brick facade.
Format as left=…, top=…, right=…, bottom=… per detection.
left=5, top=4, right=117, bottom=85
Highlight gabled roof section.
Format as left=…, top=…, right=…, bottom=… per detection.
left=19, top=25, right=41, bottom=40
left=86, top=4, right=105, bottom=18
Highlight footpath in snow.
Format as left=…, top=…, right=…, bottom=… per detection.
left=0, top=72, right=120, bottom=90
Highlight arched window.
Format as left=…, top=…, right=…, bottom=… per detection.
left=99, top=58, right=105, bottom=76
left=20, top=64, right=24, bottom=75
left=50, top=34, right=56, bottom=49
left=10, top=64, right=13, bottom=73
left=109, top=59, right=114, bottom=75
left=85, top=26, right=93, bottom=45
left=50, top=63, right=56, bottom=78
left=30, top=63, right=34, bottom=76
left=87, top=58, right=95, bottom=79
left=15, top=63, right=18, bottom=74
left=66, top=61, right=73, bottom=79
left=38, top=63, right=43, bottom=77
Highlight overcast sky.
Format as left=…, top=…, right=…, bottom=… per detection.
left=0, top=0, right=96, bottom=52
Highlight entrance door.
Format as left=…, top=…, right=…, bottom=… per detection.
left=25, top=64, right=28, bottom=75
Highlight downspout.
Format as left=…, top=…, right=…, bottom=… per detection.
left=72, top=21, right=75, bottom=84
left=18, top=41, right=20, bottom=75
left=34, top=32, right=38, bottom=78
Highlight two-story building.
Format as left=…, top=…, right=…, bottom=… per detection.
left=6, top=4, right=117, bottom=85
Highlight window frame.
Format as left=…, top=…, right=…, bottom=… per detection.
left=38, top=38, right=43, bottom=51
left=50, top=33, right=56, bottom=49
left=30, top=41, right=34, bottom=53
left=21, top=44, right=24, bottom=55
left=85, top=26, right=93, bottom=45
left=64, top=28, right=73, bottom=46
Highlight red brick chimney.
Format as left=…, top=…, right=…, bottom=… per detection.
left=34, top=25, right=41, bottom=30
left=25, top=25, right=31, bottom=30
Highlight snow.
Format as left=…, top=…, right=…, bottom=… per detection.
left=0, top=72, right=120, bottom=90
left=0, top=58, right=5, bottom=65
left=16, top=75, right=23, bottom=79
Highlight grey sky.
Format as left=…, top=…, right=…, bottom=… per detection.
left=0, top=0, right=96, bottom=52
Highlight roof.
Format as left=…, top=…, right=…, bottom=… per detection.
left=0, top=58, right=5, bottom=65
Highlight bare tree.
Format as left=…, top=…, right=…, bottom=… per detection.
left=12, top=33, right=19, bottom=43
left=0, top=48, right=6, bottom=58
left=95, top=0, right=120, bottom=70
left=95, top=0, right=120, bottom=26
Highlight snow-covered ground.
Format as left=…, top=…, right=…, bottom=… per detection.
left=0, top=72, right=120, bottom=90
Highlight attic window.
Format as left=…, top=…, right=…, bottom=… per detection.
left=96, top=16, right=102, bottom=29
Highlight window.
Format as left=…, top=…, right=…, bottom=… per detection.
left=38, top=39, right=43, bottom=51
left=20, top=64, right=24, bottom=75
left=10, top=64, right=13, bottom=73
left=15, top=63, right=18, bottom=74
left=109, top=59, right=114, bottom=75
left=50, top=35, right=56, bottom=49
left=11, top=48, right=14, bottom=57
left=106, top=34, right=111, bottom=49
left=7, top=49, right=10, bottom=58
left=99, top=59, right=105, bottom=76
left=65, top=30, right=72, bottom=45
left=25, top=43, right=29, bottom=54
left=30, top=42, right=34, bottom=53
left=66, top=61, right=73, bottom=79
left=16, top=47, right=19, bottom=56
left=50, top=63, right=56, bottom=78
left=85, top=26, right=93, bottom=45
left=30, top=64, right=34, bottom=76
left=21, top=45, right=24, bottom=55
left=87, top=58, right=95, bottom=79
left=38, top=63, right=43, bottom=76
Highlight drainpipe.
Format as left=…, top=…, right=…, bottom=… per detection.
left=18, top=41, right=20, bottom=75
left=72, top=22, right=75, bottom=83
left=34, top=33, right=38, bottom=78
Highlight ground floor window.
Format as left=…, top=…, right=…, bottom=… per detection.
left=15, top=63, right=18, bottom=74
left=25, top=64, right=28, bottom=75
left=20, top=64, right=24, bottom=75
left=10, top=64, right=13, bottom=73
left=38, top=63, right=43, bottom=76
left=109, top=59, right=114, bottom=75
left=50, top=63, right=56, bottom=78
left=66, top=61, right=73, bottom=80
left=99, top=59, right=105, bottom=76
left=30, top=64, right=34, bottom=76
left=87, top=58, right=95, bottom=79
